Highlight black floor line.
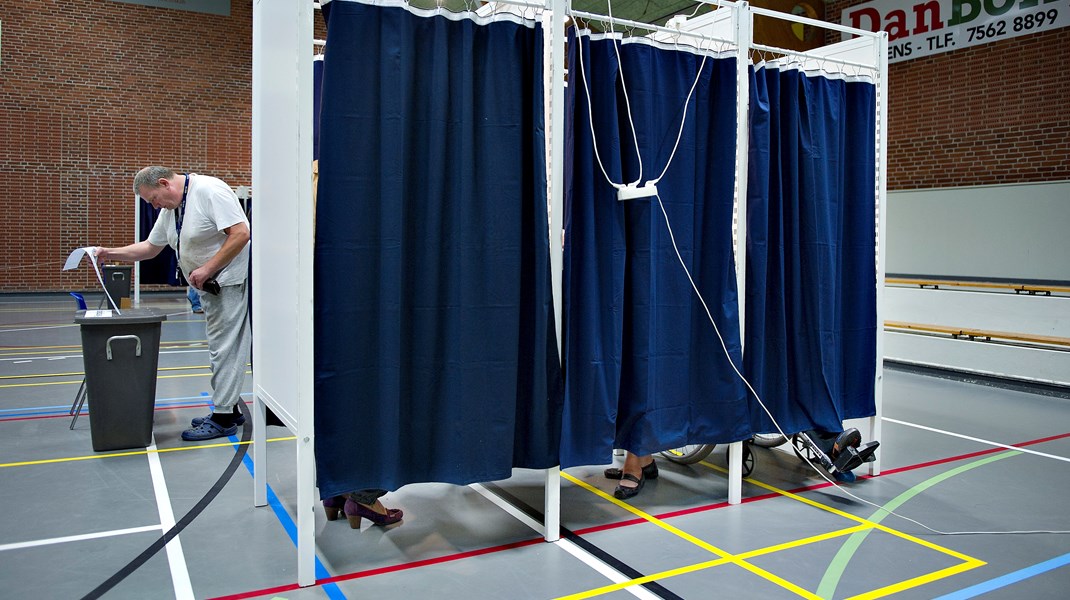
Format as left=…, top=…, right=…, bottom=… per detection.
left=79, top=404, right=252, bottom=600
left=483, top=481, right=684, bottom=600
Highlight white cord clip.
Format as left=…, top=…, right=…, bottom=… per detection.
left=616, top=183, right=659, bottom=201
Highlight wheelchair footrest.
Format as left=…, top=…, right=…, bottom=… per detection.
left=833, top=441, right=880, bottom=473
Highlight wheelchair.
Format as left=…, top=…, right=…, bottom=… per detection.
left=659, top=429, right=878, bottom=481
left=658, top=433, right=788, bottom=477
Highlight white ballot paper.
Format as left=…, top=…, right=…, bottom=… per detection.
left=63, top=247, right=122, bottom=314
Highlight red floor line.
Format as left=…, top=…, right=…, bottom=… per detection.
left=573, top=430, right=1070, bottom=535
left=206, top=538, right=544, bottom=600
left=876, top=429, right=1070, bottom=477
left=204, top=429, right=1065, bottom=598
left=0, top=403, right=212, bottom=423
left=0, top=399, right=258, bottom=424
left=172, top=429, right=1070, bottom=599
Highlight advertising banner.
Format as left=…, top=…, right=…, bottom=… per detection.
left=841, top=0, right=1069, bottom=62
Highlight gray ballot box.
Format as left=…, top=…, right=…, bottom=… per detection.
left=101, top=265, right=133, bottom=309
left=74, top=308, right=167, bottom=451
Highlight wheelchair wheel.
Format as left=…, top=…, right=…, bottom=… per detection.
left=740, top=442, right=755, bottom=477
left=659, top=444, right=716, bottom=465
left=791, top=433, right=822, bottom=465
left=751, top=433, right=788, bottom=448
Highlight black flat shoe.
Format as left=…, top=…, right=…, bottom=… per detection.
left=613, top=473, right=645, bottom=500
left=604, top=460, right=658, bottom=481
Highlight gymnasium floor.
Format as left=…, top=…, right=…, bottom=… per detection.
left=2, top=293, right=1068, bottom=599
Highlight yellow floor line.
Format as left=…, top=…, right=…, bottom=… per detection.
left=562, top=456, right=989, bottom=600
left=702, top=462, right=980, bottom=564
left=561, top=471, right=822, bottom=599
left=0, top=339, right=208, bottom=355
left=699, top=460, right=986, bottom=594
left=0, top=435, right=297, bottom=468
left=556, top=557, right=731, bottom=600
left=0, top=364, right=212, bottom=381
left=558, top=524, right=872, bottom=600
left=735, top=524, right=873, bottom=560
left=0, top=369, right=251, bottom=389
left=846, top=560, right=984, bottom=600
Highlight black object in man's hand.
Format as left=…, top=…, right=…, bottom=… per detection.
left=202, top=278, right=221, bottom=295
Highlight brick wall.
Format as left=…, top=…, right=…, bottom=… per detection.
left=5, top=2, right=1065, bottom=292
left=826, top=0, right=1070, bottom=190
left=0, top=0, right=255, bottom=292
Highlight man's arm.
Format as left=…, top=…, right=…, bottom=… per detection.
left=187, top=222, right=250, bottom=289
left=95, top=240, right=166, bottom=263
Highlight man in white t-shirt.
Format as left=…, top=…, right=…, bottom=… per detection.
left=96, top=166, right=251, bottom=441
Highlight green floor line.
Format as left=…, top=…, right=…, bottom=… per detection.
left=817, top=451, right=1020, bottom=598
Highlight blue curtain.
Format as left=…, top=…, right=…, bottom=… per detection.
left=137, top=203, right=180, bottom=285
left=314, top=1, right=561, bottom=498
left=744, top=66, right=877, bottom=435
left=561, top=32, right=750, bottom=468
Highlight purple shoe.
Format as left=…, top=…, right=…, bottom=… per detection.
left=343, top=498, right=403, bottom=529
left=323, top=496, right=347, bottom=521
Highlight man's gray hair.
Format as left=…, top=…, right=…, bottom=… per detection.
left=133, top=166, right=176, bottom=195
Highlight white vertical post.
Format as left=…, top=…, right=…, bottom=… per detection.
left=869, top=32, right=889, bottom=477
left=295, top=0, right=317, bottom=587
left=250, top=0, right=268, bottom=512
left=543, top=0, right=566, bottom=544
left=252, top=0, right=317, bottom=587
left=728, top=441, right=742, bottom=504
left=253, top=397, right=267, bottom=507
left=727, top=1, right=752, bottom=507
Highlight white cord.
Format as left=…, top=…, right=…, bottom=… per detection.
left=653, top=192, right=1070, bottom=536
left=605, top=0, right=644, bottom=187
left=571, top=4, right=711, bottom=191
left=569, top=2, right=1068, bottom=536
left=574, top=26, right=623, bottom=191
left=649, top=48, right=707, bottom=186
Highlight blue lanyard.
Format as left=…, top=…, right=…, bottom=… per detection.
left=175, top=174, right=190, bottom=260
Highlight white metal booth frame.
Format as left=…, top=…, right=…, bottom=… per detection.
left=251, top=0, right=888, bottom=586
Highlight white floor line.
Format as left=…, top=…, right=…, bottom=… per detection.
left=0, top=525, right=162, bottom=552
left=554, top=538, right=662, bottom=600
left=469, top=483, right=657, bottom=600
left=147, top=436, right=195, bottom=599
left=884, top=417, right=1070, bottom=464
left=0, top=324, right=80, bottom=334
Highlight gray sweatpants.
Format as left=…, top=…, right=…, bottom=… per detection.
left=199, top=281, right=250, bottom=412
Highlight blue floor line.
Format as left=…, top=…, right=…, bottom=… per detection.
left=933, top=552, right=1070, bottom=600
left=1, top=397, right=203, bottom=415
left=1, top=392, right=254, bottom=419
left=230, top=435, right=347, bottom=600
